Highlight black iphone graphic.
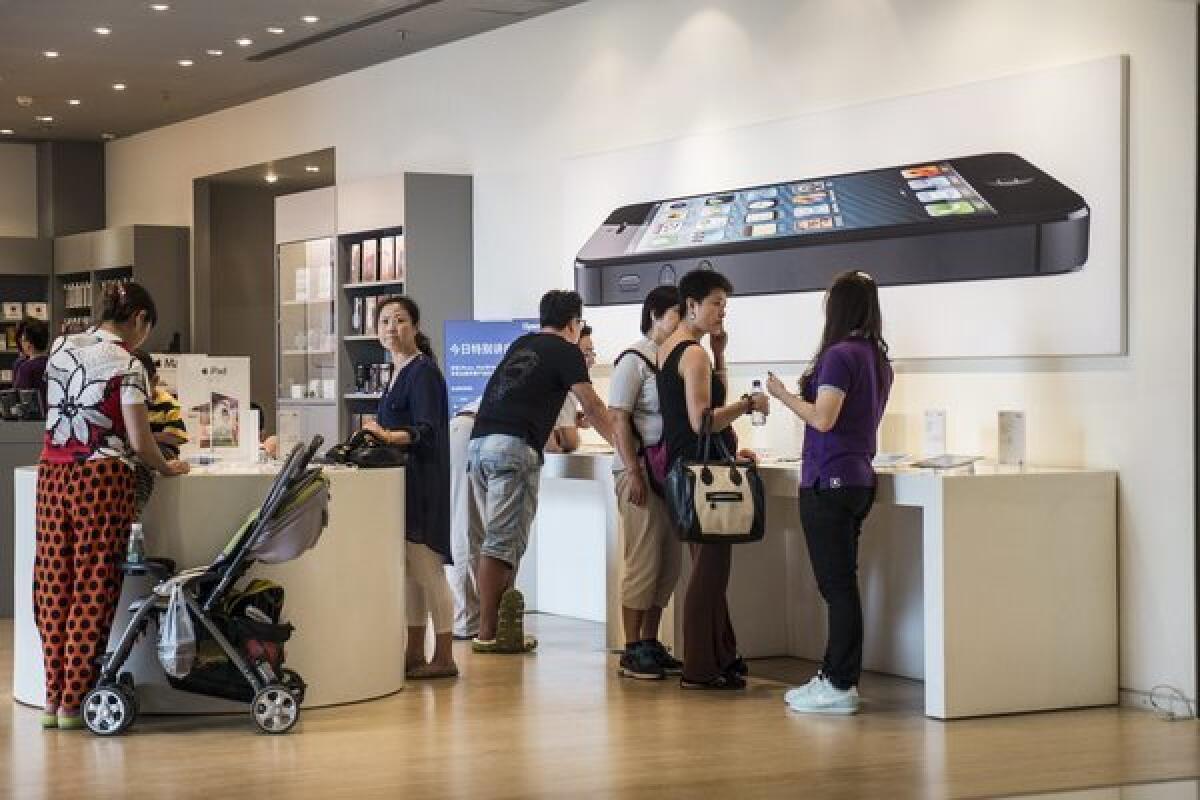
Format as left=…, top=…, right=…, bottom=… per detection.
left=574, top=153, right=1089, bottom=305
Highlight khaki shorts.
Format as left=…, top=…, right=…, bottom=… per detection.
left=616, top=469, right=682, bottom=610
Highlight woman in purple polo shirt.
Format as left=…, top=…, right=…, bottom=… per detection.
left=767, top=270, right=892, bottom=715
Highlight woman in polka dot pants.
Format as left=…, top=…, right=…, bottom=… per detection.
left=34, top=283, right=188, bottom=729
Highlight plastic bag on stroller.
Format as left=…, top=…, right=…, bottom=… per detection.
left=158, top=585, right=196, bottom=678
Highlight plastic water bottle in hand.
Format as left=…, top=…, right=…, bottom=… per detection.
left=751, top=379, right=766, bottom=426
left=127, top=522, right=145, bottom=565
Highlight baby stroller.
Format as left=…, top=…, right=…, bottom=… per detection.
left=82, top=437, right=331, bottom=736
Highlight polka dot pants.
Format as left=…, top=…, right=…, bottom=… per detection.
left=34, top=459, right=136, bottom=712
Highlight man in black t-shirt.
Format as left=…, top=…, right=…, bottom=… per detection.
left=467, top=290, right=613, bottom=652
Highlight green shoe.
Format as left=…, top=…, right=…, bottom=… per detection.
left=57, top=713, right=84, bottom=730
left=40, top=713, right=58, bottom=729
left=496, top=588, right=527, bottom=652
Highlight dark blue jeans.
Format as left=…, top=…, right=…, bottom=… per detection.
left=799, top=485, right=876, bottom=690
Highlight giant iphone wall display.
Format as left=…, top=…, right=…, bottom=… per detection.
left=575, top=153, right=1089, bottom=306
left=563, top=56, right=1125, bottom=360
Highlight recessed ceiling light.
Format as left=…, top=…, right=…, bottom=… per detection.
left=178, top=59, right=193, bottom=67
left=265, top=174, right=279, bottom=184
left=302, top=15, right=320, bottom=24
left=206, top=49, right=223, bottom=56
left=150, top=3, right=169, bottom=11
left=101, top=132, right=116, bottom=140
left=236, top=37, right=253, bottom=47
left=44, top=51, right=59, bottom=58
left=94, top=26, right=112, bottom=35
left=305, top=165, right=320, bottom=173
left=266, top=26, right=285, bottom=35
left=0, top=129, right=14, bottom=136
left=112, top=83, right=126, bottom=91
left=35, top=115, right=53, bottom=122
left=68, top=99, right=81, bottom=106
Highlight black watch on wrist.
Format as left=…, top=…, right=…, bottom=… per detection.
left=740, top=393, right=753, bottom=416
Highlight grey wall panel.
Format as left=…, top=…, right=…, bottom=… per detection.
left=210, top=185, right=277, bottom=431
left=52, top=232, right=92, bottom=274
left=94, top=226, right=135, bottom=269
left=132, top=226, right=190, bottom=353
left=0, top=237, right=52, bottom=276
left=36, top=141, right=104, bottom=238
left=404, top=173, right=473, bottom=365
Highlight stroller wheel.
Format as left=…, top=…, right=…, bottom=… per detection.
left=252, top=685, right=300, bottom=734
left=117, top=672, right=140, bottom=716
left=281, top=669, right=306, bottom=705
left=82, top=684, right=137, bottom=736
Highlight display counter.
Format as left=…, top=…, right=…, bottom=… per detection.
left=534, top=449, right=1117, bottom=719
left=0, top=421, right=45, bottom=617
left=12, top=463, right=406, bottom=712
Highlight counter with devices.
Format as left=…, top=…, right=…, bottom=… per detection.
left=12, top=463, right=407, bottom=712
left=534, top=449, right=1117, bottom=719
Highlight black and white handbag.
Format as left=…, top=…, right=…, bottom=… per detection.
left=665, top=413, right=766, bottom=544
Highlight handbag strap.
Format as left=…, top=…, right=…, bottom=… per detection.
left=695, top=409, right=735, bottom=464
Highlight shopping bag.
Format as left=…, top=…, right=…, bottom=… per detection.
left=158, top=584, right=197, bottom=678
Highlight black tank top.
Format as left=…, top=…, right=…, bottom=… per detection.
left=657, top=340, right=729, bottom=466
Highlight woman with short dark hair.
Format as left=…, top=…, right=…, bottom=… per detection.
left=656, top=269, right=768, bottom=690
left=767, top=270, right=893, bottom=715
left=611, top=285, right=682, bottom=680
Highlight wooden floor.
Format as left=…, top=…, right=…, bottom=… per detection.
left=3, top=615, right=1198, bottom=800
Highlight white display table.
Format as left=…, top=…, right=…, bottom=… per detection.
left=12, top=463, right=407, bottom=712
left=537, top=451, right=1117, bottom=719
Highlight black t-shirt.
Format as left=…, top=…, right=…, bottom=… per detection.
left=471, top=332, right=590, bottom=454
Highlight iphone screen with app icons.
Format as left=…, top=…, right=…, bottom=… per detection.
left=631, top=162, right=997, bottom=254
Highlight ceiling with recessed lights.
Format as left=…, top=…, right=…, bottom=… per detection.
left=0, top=0, right=584, bottom=142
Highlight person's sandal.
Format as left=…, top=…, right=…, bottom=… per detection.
left=471, top=634, right=537, bottom=654
left=680, top=673, right=746, bottom=690
left=40, top=712, right=58, bottom=729
left=407, top=663, right=460, bottom=679
left=56, top=713, right=84, bottom=730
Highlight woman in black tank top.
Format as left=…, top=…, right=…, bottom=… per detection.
left=655, top=269, right=769, bottom=689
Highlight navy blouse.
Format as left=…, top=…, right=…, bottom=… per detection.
left=376, top=355, right=452, bottom=564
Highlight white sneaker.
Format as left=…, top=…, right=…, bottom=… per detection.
left=783, top=674, right=828, bottom=707
left=786, top=679, right=860, bottom=715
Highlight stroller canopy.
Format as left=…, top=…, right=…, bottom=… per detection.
left=221, top=470, right=331, bottom=565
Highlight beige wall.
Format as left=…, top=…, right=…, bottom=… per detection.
left=104, top=0, right=1196, bottom=699
left=0, top=143, right=37, bottom=237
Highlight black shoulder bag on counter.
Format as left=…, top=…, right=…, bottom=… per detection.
left=665, top=411, right=765, bottom=544
left=325, top=430, right=408, bottom=469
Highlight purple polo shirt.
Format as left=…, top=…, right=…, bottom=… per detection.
left=800, top=338, right=892, bottom=489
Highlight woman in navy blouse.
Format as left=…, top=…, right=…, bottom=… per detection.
left=362, top=296, right=457, bottom=679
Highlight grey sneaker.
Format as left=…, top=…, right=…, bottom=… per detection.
left=618, top=643, right=665, bottom=680
left=646, top=640, right=683, bottom=675
left=785, top=677, right=860, bottom=715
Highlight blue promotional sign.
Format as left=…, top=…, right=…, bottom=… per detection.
left=443, top=319, right=539, bottom=415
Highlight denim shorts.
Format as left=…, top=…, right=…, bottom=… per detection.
left=467, top=434, right=541, bottom=568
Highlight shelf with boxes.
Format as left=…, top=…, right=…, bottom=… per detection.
left=331, top=173, right=473, bottom=439
left=277, top=238, right=338, bottom=405
left=338, top=227, right=404, bottom=417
